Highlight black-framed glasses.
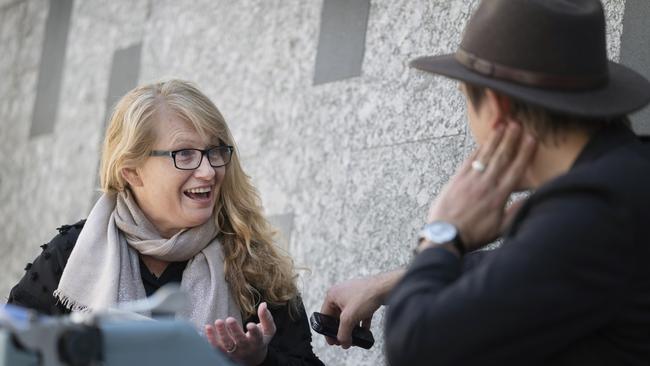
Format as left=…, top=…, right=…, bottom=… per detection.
left=150, top=146, right=234, bottom=170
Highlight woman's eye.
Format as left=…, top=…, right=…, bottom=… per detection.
left=177, top=150, right=194, bottom=157
left=176, top=150, right=197, bottom=161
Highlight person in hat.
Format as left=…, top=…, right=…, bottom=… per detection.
left=319, top=0, right=650, bottom=364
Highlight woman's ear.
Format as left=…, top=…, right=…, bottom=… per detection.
left=484, top=89, right=511, bottom=129
left=121, top=167, right=143, bottom=187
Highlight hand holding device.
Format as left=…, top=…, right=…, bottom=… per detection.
left=310, top=312, right=374, bottom=349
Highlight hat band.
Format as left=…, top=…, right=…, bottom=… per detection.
left=455, top=48, right=608, bottom=90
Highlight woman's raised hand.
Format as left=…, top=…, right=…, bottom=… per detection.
left=427, top=120, right=537, bottom=252
left=205, top=302, right=276, bottom=366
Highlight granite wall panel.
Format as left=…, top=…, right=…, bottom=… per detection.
left=29, top=0, right=72, bottom=137
left=620, top=0, right=650, bottom=134
left=313, top=0, right=370, bottom=84
left=1, top=0, right=50, bottom=300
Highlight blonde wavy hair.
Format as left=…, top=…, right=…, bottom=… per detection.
left=100, top=79, right=298, bottom=318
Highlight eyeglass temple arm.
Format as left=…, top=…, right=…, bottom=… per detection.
left=150, top=150, right=174, bottom=157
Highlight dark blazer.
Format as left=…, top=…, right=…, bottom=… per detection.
left=385, top=124, right=650, bottom=366
left=8, top=221, right=324, bottom=366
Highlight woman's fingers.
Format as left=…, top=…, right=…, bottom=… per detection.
left=226, top=317, right=248, bottom=345
left=246, top=322, right=263, bottom=344
left=214, top=319, right=236, bottom=352
left=258, top=302, right=277, bottom=337
left=467, top=123, right=506, bottom=175
left=205, top=324, right=219, bottom=348
left=484, top=122, right=522, bottom=181
left=209, top=314, right=274, bottom=366
left=498, top=133, right=537, bottom=193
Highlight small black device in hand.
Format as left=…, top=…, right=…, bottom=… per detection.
left=309, top=312, right=375, bottom=349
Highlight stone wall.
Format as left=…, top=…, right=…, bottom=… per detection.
left=0, top=1, right=639, bottom=365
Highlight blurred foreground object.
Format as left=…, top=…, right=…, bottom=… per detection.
left=0, top=285, right=235, bottom=366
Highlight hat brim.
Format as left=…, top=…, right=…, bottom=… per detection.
left=410, top=54, right=650, bottom=118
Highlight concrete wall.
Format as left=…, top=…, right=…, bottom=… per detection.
left=0, top=1, right=641, bottom=365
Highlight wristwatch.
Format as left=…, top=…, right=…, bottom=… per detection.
left=417, top=220, right=466, bottom=255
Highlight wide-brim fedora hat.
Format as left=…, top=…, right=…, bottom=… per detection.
left=411, top=0, right=650, bottom=118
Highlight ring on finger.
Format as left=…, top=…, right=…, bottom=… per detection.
left=471, top=160, right=487, bottom=173
left=226, top=342, right=237, bottom=353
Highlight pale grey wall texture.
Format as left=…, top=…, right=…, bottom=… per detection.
left=0, top=1, right=639, bottom=365
left=621, top=0, right=650, bottom=135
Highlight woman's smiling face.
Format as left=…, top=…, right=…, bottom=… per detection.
left=125, top=105, right=225, bottom=238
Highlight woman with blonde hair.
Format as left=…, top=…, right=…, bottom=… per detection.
left=8, top=79, right=324, bottom=366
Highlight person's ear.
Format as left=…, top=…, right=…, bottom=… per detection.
left=484, top=89, right=511, bottom=129
left=121, top=167, right=143, bottom=187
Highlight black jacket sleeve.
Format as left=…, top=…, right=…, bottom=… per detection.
left=7, top=221, right=83, bottom=315
left=245, top=298, right=324, bottom=366
left=385, top=190, right=635, bottom=366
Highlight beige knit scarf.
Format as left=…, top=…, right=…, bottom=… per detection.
left=54, top=190, right=242, bottom=329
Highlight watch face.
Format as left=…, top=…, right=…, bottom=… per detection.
left=425, top=221, right=457, bottom=244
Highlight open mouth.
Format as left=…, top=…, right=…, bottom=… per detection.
left=184, top=186, right=212, bottom=201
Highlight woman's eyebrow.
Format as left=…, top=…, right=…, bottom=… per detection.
left=169, top=136, right=203, bottom=147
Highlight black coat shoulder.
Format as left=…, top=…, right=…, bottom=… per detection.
left=7, top=220, right=85, bottom=315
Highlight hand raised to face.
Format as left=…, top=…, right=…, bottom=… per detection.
left=426, top=120, right=537, bottom=252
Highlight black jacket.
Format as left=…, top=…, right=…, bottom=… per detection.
left=8, top=221, right=324, bottom=366
left=386, top=125, right=650, bottom=366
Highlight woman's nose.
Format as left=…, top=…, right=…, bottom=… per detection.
left=194, top=154, right=216, bottom=179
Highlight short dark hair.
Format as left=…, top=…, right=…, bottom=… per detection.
left=463, top=83, right=629, bottom=140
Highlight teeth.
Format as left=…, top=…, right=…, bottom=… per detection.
left=186, top=187, right=211, bottom=194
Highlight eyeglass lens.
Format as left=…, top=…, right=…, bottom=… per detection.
left=174, top=147, right=231, bottom=169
